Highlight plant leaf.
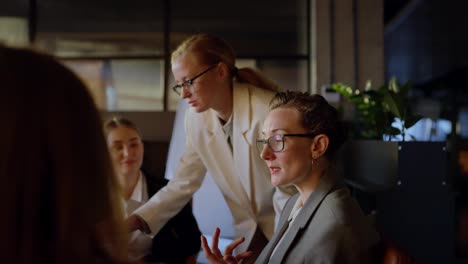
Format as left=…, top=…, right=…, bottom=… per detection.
left=388, top=76, right=399, bottom=93
left=331, top=83, right=353, bottom=97
left=382, top=89, right=401, bottom=118
left=364, top=80, right=372, bottom=91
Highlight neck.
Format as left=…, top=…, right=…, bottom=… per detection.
left=212, top=83, right=233, bottom=122
left=216, top=107, right=232, bottom=122
left=122, top=170, right=140, bottom=200
left=296, top=160, right=329, bottom=204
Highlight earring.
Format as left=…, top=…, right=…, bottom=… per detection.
left=312, top=158, right=319, bottom=166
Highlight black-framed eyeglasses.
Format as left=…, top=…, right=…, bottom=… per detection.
left=172, top=64, right=218, bottom=96
left=256, top=133, right=316, bottom=153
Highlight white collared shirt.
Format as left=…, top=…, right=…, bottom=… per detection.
left=221, top=114, right=233, bottom=152
left=269, top=197, right=304, bottom=260
left=125, top=171, right=152, bottom=260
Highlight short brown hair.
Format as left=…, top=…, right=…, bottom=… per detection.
left=270, top=91, right=347, bottom=159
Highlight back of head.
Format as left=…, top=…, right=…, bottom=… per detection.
left=0, top=47, right=129, bottom=263
left=171, top=34, right=279, bottom=91
left=269, top=91, right=348, bottom=160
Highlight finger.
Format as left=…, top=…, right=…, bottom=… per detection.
left=211, top=227, right=222, bottom=257
left=224, top=255, right=240, bottom=264
left=212, top=227, right=220, bottom=249
left=201, top=235, right=210, bottom=253
left=235, top=251, right=254, bottom=262
left=224, top=236, right=246, bottom=256
left=201, top=235, right=218, bottom=261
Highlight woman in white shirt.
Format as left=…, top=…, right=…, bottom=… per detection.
left=105, top=117, right=201, bottom=263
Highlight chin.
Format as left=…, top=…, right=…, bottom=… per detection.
left=193, top=105, right=209, bottom=113
left=271, top=175, right=284, bottom=187
left=121, top=167, right=137, bottom=175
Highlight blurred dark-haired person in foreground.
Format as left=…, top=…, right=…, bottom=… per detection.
left=202, top=91, right=379, bottom=264
left=0, top=46, right=134, bottom=263
left=104, top=117, right=201, bottom=263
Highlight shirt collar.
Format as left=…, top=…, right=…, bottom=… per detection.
left=222, top=114, right=233, bottom=135
left=287, top=196, right=304, bottom=222
left=129, top=171, right=146, bottom=203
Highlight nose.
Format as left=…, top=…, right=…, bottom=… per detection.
left=260, top=144, right=275, bottom=161
left=123, top=146, right=130, bottom=157
left=181, top=86, right=191, bottom=99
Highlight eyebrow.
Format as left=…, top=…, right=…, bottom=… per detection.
left=177, top=72, right=195, bottom=83
left=261, top=128, right=286, bottom=135
left=111, top=140, right=123, bottom=146
left=111, top=137, right=140, bottom=145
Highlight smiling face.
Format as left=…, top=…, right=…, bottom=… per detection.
left=106, top=126, right=144, bottom=182
left=172, top=53, right=221, bottom=113
left=260, top=107, right=315, bottom=187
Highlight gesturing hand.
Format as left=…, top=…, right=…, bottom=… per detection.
left=201, top=227, right=253, bottom=264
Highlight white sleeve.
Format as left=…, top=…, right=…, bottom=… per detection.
left=133, top=110, right=207, bottom=236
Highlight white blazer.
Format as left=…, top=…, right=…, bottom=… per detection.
left=134, top=82, right=291, bottom=252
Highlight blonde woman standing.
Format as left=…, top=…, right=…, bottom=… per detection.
left=127, top=34, right=293, bottom=261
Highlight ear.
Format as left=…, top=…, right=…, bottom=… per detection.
left=310, top=134, right=329, bottom=159
left=217, top=62, right=230, bottom=79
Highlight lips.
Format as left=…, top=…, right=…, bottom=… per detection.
left=122, top=160, right=137, bottom=166
left=269, top=166, right=281, bottom=174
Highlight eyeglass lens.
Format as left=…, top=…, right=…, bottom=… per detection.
left=256, top=134, right=284, bottom=153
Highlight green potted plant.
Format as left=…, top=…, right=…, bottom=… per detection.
left=331, top=77, right=428, bottom=192
left=333, top=78, right=454, bottom=264
left=332, top=77, right=422, bottom=141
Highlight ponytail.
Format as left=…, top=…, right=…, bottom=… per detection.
left=236, top=67, right=279, bottom=92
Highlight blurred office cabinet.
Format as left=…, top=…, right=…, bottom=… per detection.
left=340, top=141, right=456, bottom=264
left=376, top=142, right=455, bottom=264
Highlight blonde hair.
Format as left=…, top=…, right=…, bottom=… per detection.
left=0, top=47, right=134, bottom=263
left=171, top=34, right=279, bottom=91
left=103, top=117, right=141, bottom=138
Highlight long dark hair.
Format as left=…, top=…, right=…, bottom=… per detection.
left=0, top=46, right=132, bottom=263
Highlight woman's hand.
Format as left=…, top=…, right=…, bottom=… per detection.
left=126, top=214, right=149, bottom=233
left=201, top=227, right=253, bottom=264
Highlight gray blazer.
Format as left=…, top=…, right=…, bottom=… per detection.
left=256, top=170, right=379, bottom=264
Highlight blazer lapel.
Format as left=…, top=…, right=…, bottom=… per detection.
left=268, top=173, right=338, bottom=263
left=257, top=194, right=299, bottom=264
left=202, top=100, right=254, bottom=213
